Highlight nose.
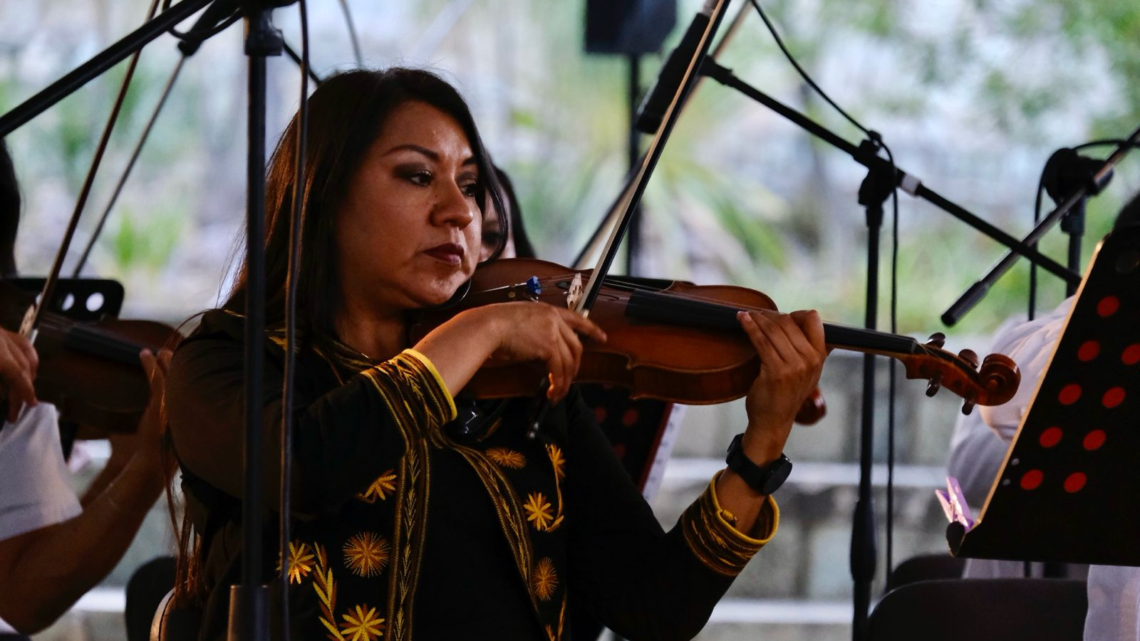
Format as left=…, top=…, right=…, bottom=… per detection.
left=432, top=179, right=476, bottom=229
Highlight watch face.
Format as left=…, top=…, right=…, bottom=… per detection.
left=761, top=457, right=793, bottom=495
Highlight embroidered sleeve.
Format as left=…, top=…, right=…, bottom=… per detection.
left=679, top=471, right=780, bottom=576
left=364, top=349, right=457, bottom=429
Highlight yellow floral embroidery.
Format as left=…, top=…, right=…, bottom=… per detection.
left=524, top=492, right=554, bottom=531
left=339, top=604, right=386, bottom=641
left=343, top=532, right=391, bottom=578
left=356, top=470, right=398, bottom=504
left=279, top=541, right=315, bottom=584
left=532, top=557, right=559, bottom=601
left=546, top=444, right=566, bottom=480
left=486, top=447, right=527, bottom=469
left=311, top=544, right=344, bottom=641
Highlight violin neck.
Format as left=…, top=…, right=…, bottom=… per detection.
left=625, top=289, right=922, bottom=358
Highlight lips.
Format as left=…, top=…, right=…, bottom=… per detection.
left=424, top=242, right=465, bottom=265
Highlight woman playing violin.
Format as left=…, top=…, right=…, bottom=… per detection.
left=165, top=68, right=827, bottom=641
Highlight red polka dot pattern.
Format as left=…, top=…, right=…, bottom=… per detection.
left=1124, top=345, right=1140, bottom=366
left=621, top=408, right=640, bottom=427
left=1098, top=296, right=1120, bottom=317
left=594, top=407, right=607, bottom=424
left=1077, top=340, right=1100, bottom=362
left=1039, top=427, right=1063, bottom=448
left=1064, top=473, right=1087, bottom=493
left=1058, top=384, right=1082, bottom=405
left=1020, top=470, right=1044, bottom=490
left=1083, top=430, right=1106, bottom=451
left=1103, top=387, right=1126, bottom=409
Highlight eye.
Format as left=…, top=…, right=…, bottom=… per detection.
left=461, top=181, right=479, bottom=198
left=482, top=230, right=504, bottom=246
left=407, top=171, right=432, bottom=186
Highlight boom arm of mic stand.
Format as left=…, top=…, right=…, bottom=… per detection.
left=0, top=0, right=214, bottom=137
left=698, top=58, right=1082, bottom=289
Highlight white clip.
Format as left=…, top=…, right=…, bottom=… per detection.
left=567, top=273, right=583, bottom=310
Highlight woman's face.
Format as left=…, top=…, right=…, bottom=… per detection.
left=336, top=100, right=482, bottom=316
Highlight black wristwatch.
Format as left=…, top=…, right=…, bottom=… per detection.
left=725, top=433, right=792, bottom=496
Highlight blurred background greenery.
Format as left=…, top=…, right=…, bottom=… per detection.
left=1, top=0, right=1137, bottom=337
left=3, top=2, right=1139, bottom=638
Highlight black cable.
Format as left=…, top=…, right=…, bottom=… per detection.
left=748, top=0, right=903, bottom=589
left=280, top=0, right=310, bottom=638
left=337, top=0, right=363, bottom=67
left=748, top=0, right=874, bottom=140
left=884, top=144, right=899, bottom=591
left=1029, top=165, right=1046, bottom=321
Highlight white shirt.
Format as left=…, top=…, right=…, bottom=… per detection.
left=0, top=402, right=81, bottom=633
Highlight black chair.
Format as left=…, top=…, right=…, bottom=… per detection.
left=868, top=578, right=1087, bottom=641
left=888, top=553, right=965, bottom=590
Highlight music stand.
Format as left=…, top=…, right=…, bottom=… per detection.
left=948, top=225, right=1140, bottom=566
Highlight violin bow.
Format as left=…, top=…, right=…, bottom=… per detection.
left=528, top=0, right=732, bottom=437
left=18, top=0, right=162, bottom=343
left=575, top=0, right=732, bottom=315
left=572, top=0, right=750, bottom=270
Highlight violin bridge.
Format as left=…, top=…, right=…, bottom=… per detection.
left=566, top=273, right=583, bottom=310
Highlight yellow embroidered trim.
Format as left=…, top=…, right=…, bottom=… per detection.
left=402, top=348, right=457, bottom=421
left=679, top=471, right=779, bottom=576
left=358, top=362, right=436, bottom=641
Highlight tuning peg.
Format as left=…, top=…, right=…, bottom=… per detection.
left=958, top=348, right=979, bottom=370
left=926, top=332, right=946, bottom=348
left=926, top=372, right=942, bottom=397
left=961, top=400, right=976, bottom=415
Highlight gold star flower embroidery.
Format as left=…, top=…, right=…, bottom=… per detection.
left=524, top=492, right=554, bottom=531
left=355, top=470, right=397, bottom=504
left=339, top=604, right=385, bottom=641
left=546, top=444, right=566, bottom=480
left=279, top=541, right=315, bottom=584
left=486, top=447, right=527, bottom=469
left=343, top=532, right=391, bottom=578
left=532, top=557, right=559, bottom=601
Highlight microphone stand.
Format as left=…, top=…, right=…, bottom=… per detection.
left=0, top=3, right=295, bottom=638
left=694, top=57, right=1080, bottom=640
left=943, top=126, right=1139, bottom=325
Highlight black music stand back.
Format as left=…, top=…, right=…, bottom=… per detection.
left=950, top=225, right=1140, bottom=566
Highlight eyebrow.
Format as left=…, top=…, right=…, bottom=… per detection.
left=383, top=143, right=477, bottom=166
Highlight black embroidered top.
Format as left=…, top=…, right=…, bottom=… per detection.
left=167, top=310, right=778, bottom=641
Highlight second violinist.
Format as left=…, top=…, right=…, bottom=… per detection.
left=164, top=68, right=828, bottom=641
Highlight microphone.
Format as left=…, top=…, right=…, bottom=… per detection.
left=634, top=0, right=717, bottom=135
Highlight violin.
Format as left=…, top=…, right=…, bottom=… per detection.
left=0, top=280, right=177, bottom=434
left=410, top=258, right=1021, bottom=413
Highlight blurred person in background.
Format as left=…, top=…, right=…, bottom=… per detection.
left=0, top=140, right=173, bottom=638
left=946, top=192, right=1140, bottom=640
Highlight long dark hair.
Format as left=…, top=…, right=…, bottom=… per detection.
left=225, top=67, right=506, bottom=337
left=172, top=68, right=505, bottom=605
left=0, top=140, right=21, bottom=278
left=493, top=166, right=536, bottom=259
